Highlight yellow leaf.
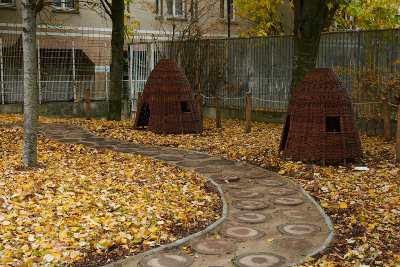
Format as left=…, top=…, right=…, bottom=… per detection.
left=278, top=170, right=285, bottom=175
left=267, top=238, right=275, bottom=242
left=216, top=235, right=220, bottom=239
left=178, top=213, right=188, bottom=221
left=1, top=257, right=13, bottom=263
left=42, top=243, right=53, bottom=249
left=59, top=231, right=68, bottom=239
left=99, top=240, right=113, bottom=247
left=368, top=223, right=376, bottom=229
left=321, top=203, right=328, bottom=207
left=149, top=226, right=158, bottom=232
left=339, top=202, right=348, bottom=209
left=52, top=252, right=61, bottom=258
left=71, top=227, right=80, bottom=232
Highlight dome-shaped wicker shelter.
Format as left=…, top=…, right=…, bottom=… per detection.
left=133, top=59, right=203, bottom=134
left=278, top=68, right=362, bottom=160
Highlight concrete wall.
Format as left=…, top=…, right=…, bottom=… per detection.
left=0, top=100, right=131, bottom=119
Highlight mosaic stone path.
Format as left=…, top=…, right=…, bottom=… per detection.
left=1, top=123, right=334, bottom=267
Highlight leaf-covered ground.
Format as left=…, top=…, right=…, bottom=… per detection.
left=1, top=113, right=400, bottom=266
left=0, top=116, right=221, bottom=267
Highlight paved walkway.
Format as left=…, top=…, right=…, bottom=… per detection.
left=3, top=123, right=334, bottom=267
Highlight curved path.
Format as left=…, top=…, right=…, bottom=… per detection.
left=4, top=123, right=334, bottom=267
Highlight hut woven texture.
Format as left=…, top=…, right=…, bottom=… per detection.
left=279, top=68, right=363, bottom=160
left=133, top=59, right=203, bottom=134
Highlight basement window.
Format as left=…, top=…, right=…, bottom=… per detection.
left=326, top=116, right=341, bottom=132
left=180, top=101, right=190, bottom=113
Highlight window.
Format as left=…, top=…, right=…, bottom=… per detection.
left=53, top=0, right=75, bottom=10
left=155, top=0, right=162, bottom=16
left=167, top=0, right=184, bottom=17
left=180, top=101, right=191, bottom=113
left=0, top=0, right=14, bottom=7
left=220, top=0, right=235, bottom=20
left=326, top=116, right=341, bottom=132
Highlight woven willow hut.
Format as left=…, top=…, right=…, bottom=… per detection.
left=279, top=68, right=362, bottom=161
left=133, top=59, right=203, bottom=134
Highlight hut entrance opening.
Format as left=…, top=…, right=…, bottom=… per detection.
left=180, top=101, right=191, bottom=113
left=137, top=102, right=150, bottom=129
left=281, top=115, right=290, bottom=151
left=326, top=116, right=341, bottom=132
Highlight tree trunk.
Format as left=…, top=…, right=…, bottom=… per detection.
left=289, top=0, right=330, bottom=94
left=21, top=0, right=38, bottom=167
left=107, top=0, right=125, bottom=121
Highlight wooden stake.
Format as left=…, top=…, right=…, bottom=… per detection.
left=245, top=92, right=251, bottom=133
left=196, top=91, right=203, bottom=120
left=216, top=93, right=221, bottom=129
left=85, top=89, right=91, bottom=120
left=322, top=159, right=325, bottom=167
left=382, top=98, right=391, bottom=141
left=396, top=107, right=400, bottom=164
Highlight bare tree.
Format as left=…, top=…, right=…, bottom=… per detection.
left=21, top=0, right=38, bottom=167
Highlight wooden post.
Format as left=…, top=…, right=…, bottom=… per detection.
left=382, top=98, right=391, bottom=141
left=215, top=93, right=221, bottom=129
left=86, top=89, right=91, bottom=120
left=246, top=92, right=251, bottom=133
left=137, top=91, right=142, bottom=114
left=196, top=91, right=203, bottom=120
left=396, top=107, right=400, bottom=164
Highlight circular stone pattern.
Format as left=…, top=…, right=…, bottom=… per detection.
left=205, top=159, right=235, bottom=166
left=139, top=253, right=193, bottom=267
left=226, top=165, right=253, bottom=172
left=185, top=153, right=210, bottom=159
left=233, top=253, right=286, bottom=267
left=271, top=197, right=306, bottom=206
left=219, top=226, right=264, bottom=239
left=245, top=171, right=273, bottom=179
left=179, top=161, right=204, bottom=167
left=225, top=182, right=253, bottom=189
left=232, top=212, right=271, bottom=223
left=232, top=190, right=264, bottom=198
left=280, top=209, right=312, bottom=219
left=232, top=200, right=269, bottom=210
left=155, top=156, right=183, bottom=162
left=194, top=167, right=222, bottom=173
left=278, top=224, right=321, bottom=236
left=256, top=179, right=287, bottom=187
left=267, top=187, right=298, bottom=196
left=191, top=240, right=236, bottom=255
left=275, top=238, right=312, bottom=252
left=211, top=174, right=238, bottom=182
left=163, top=149, right=187, bottom=155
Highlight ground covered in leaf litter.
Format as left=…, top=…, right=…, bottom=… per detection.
left=1, top=114, right=400, bottom=266
left=0, top=118, right=222, bottom=267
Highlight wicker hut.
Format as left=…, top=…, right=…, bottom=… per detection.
left=133, top=59, right=203, bottom=134
left=279, top=68, right=362, bottom=160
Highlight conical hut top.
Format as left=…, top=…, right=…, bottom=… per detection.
left=133, top=59, right=203, bottom=134
left=279, top=68, right=362, bottom=160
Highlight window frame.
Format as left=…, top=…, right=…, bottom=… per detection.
left=220, top=0, right=236, bottom=21
left=167, top=0, right=186, bottom=19
left=53, top=0, right=76, bottom=11
left=155, top=0, right=162, bottom=17
left=0, top=0, right=15, bottom=8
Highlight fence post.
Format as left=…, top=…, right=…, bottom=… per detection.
left=382, top=98, right=391, bottom=141
left=196, top=91, right=203, bottom=119
left=246, top=92, right=251, bottom=133
left=105, top=41, right=108, bottom=101
left=0, top=37, right=4, bottom=105
left=72, top=40, right=76, bottom=102
left=397, top=106, right=400, bottom=164
left=147, top=43, right=152, bottom=77
left=137, top=91, right=142, bottom=114
left=129, top=44, right=133, bottom=116
left=37, top=39, right=42, bottom=104
left=215, top=93, right=221, bottom=129
left=86, top=89, right=91, bottom=120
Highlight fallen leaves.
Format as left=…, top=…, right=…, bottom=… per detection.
left=1, top=114, right=400, bottom=266
left=0, top=122, right=221, bottom=266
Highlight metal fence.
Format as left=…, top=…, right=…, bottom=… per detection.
left=1, top=28, right=400, bottom=116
